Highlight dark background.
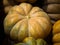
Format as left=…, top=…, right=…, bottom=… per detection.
left=0, top=0, right=52, bottom=45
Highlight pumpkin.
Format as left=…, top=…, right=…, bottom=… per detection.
left=53, top=33, right=60, bottom=43
left=52, top=20, right=60, bottom=44
left=14, top=37, right=48, bottom=45
left=53, top=43, right=60, bottom=45
left=4, top=3, right=51, bottom=41
left=43, top=4, right=60, bottom=13
left=44, top=0, right=60, bottom=4
left=52, top=20, right=60, bottom=34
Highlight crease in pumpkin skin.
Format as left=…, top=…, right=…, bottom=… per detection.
left=28, top=20, right=39, bottom=38
left=10, top=19, right=28, bottom=41
left=19, top=3, right=32, bottom=15
left=28, top=19, right=45, bottom=39
left=10, top=19, right=24, bottom=40
left=9, top=6, right=25, bottom=15
left=4, top=13, right=24, bottom=35
left=18, top=19, right=28, bottom=41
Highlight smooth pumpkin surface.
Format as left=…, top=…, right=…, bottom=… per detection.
left=53, top=20, right=60, bottom=34
left=4, top=3, right=51, bottom=41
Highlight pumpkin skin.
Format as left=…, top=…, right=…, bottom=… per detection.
left=53, top=33, right=60, bottom=43
left=4, top=3, right=51, bottom=41
left=53, top=43, right=60, bottom=45
left=53, top=20, right=60, bottom=34
left=14, top=37, right=47, bottom=45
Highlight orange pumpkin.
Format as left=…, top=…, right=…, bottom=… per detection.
left=53, top=20, right=60, bottom=34
left=4, top=3, right=51, bottom=41
left=52, top=20, right=60, bottom=45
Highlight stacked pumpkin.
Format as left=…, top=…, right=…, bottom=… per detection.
left=43, top=0, right=60, bottom=24
left=52, top=20, right=60, bottom=45
left=3, top=0, right=36, bottom=13
left=3, top=3, right=51, bottom=45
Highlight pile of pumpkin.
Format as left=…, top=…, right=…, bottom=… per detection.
left=3, top=0, right=60, bottom=45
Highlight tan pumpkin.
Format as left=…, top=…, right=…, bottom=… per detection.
left=4, top=3, right=51, bottom=41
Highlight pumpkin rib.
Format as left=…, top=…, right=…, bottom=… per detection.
left=28, top=18, right=45, bottom=38
left=18, top=19, right=28, bottom=41
left=29, top=7, right=43, bottom=15
left=34, top=17, right=51, bottom=36
left=10, top=19, right=27, bottom=40
left=4, top=13, right=24, bottom=35
left=19, top=3, right=32, bottom=15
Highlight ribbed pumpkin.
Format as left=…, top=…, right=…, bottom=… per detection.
left=4, top=3, right=51, bottom=41
left=52, top=20, right=60, bottom=45
left=14, top=37, right=47, bottom=45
